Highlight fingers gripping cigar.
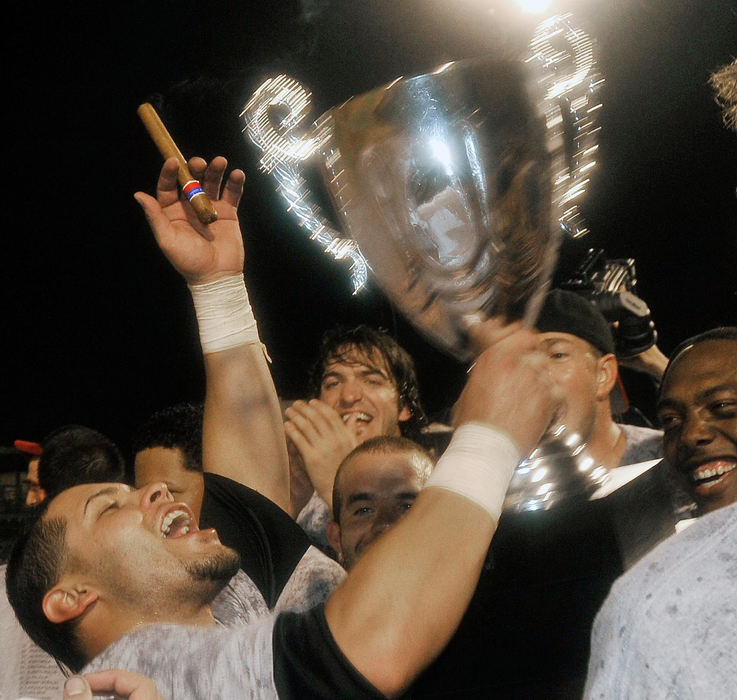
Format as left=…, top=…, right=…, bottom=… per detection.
left=137, top=103, right=218, bottom=225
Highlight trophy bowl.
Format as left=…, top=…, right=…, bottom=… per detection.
left=312, top=57, right=557, bottom=361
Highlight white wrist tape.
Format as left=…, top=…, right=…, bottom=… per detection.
left=424, top=422, right=520, bottom=522
left=188, top=274, right=268, bottom=356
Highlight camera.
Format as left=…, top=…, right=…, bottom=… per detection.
left=560, top=248, right=657, bottom=358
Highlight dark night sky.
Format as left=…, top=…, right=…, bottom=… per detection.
left=2, top=0, right=736, bottom=458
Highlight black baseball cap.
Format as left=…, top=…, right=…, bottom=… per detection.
left=534, top=289, right=615, bottom=355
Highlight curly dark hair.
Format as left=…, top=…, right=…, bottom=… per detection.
left=308, top=325, right=427, bottom=440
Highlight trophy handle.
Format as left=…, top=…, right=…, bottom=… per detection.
left=241, top=75, right=368, bottom=293
left=527, top=12, right=604, bottom=239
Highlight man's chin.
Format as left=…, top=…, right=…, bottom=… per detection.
left=184, top=546, right=241, bottom=601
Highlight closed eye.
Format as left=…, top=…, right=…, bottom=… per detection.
left=98, top=501, right=119, bottom=518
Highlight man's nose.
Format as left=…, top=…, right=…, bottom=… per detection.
left=681, top=411, right=715, bottom=450
left=339, top=377, right=363, bottom=405
left=138, top=481, right=173, bottom=508
left=370, top=506, right=399, bottom=538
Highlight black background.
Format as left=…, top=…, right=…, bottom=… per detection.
left=3, top=0, right=736, bottom=458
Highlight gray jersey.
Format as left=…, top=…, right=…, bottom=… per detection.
left=84, top=618, right=278, bottom=699
left=585, top=502, right=737, bottom=699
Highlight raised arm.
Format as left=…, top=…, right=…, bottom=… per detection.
left=324, top=327, right=560, bottom=696
left=134, top=156, right=290, bottom=512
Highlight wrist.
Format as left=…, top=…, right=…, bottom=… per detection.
left=188, top=274, right=268, bottom=355
left=425, top=422, right=520, bottom=522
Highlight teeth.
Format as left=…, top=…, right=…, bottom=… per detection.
left=692, top=462, right=737, bottom=482
left=160, top=509, right=189, bottom=538
left=342, top=412, right=371, bottom=423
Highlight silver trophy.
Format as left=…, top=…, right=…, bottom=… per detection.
left=243, top=13, right=606, bottom=510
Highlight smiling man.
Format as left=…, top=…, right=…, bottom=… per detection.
left=656, top=327, right=737, bottom=516
left=285, top=326, right=428, bottom=545
left=132, top=401, right=345, bottom=619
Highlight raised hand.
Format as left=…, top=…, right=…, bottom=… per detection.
left=453, top=327, right=562, bottom=455
left=284, top=399, right=358, bottom=509
left=134, top=156, right=245, bottom=284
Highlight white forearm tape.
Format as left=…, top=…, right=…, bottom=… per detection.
left=188, top=274, right=266, bottom=355
left=424, top=422, right=520, bottom=522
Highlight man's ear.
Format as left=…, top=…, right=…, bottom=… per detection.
left=596, top=353, right=619, bottom=400
left=42, top=581, right=98, bottom=624
left=398, top=403, right=412, bottom=424
left=326, top=521, right=344, bottom=563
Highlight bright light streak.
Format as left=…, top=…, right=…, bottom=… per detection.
left=242, top=75, right=369, bottom=292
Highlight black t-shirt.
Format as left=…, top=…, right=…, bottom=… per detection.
left=200, top=473, right=311, bottom=608
left=274, top=605, right=386, bottom=699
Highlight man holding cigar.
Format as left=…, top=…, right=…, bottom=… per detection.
left=7, top=155, right=561, bottom=697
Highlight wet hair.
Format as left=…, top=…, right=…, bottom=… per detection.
left=661, top=326, right=737, bottom=392
left=5, top=499, right=86, bottom=672
left=38, top=425, right=126, bottom=499
left=332, top=435, right=433, bottom=523
left=308, top=325, right=427, bottom=440
left=131, top=402, right=204, bottom=472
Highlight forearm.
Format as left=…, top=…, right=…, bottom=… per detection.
left=619, top=343, right=669, bottom=382
left=203, top=345, right=290, bottom=512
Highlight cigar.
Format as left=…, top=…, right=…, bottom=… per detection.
left=137, top=103, right=218, bottom=225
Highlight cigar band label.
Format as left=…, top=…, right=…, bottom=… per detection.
left=182, top=180, right=205, bottom=201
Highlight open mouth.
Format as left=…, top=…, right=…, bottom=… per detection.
left=689, top=460, right=737, bottom=486
left=342, top=412, right=372, bottom=425
left=160, top=507, right=197, bottom=538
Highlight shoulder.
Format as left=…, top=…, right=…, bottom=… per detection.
left=274, top=607, right=385, bottom=699
left=85, top=619, right=279, bottom=699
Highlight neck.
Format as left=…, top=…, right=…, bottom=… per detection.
left=585, top=410, right=626, bottom=470
left=81, top=599, right=216, bottom=664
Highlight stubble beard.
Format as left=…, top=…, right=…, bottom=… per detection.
left=183, top=545, right=241, bottom=605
